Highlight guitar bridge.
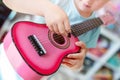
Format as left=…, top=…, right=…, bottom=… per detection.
left=28, top=35, right=46, bottom=56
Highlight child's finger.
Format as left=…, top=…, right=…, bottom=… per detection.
left=62, top=58, right=76, bottom=65
left=67, top=53, right=81, bottom=59
left=67, top=41, right=87, bottom=59
left=64, top=19, right=71, bottom=33
left=53, top=24, right=60, bottom=34
left=75, top=41, right=87, bottom=54
left=58, top=22, right=67, bottom=36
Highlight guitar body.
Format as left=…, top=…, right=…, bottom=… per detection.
left=3, top=21, right=79, bottom=79
left=3, top=14, right=113, bottom=79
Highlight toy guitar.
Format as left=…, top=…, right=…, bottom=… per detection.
left=3, top=15, right=114, bottom=80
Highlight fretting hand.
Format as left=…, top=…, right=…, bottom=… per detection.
left=61, top=41, right=87, bottom=71
left=100, top=12, right=115, bottom=25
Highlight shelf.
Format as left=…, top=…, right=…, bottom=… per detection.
left=105, top=63, right=117, bottom=71
left=81, top=40, right=120, bottom=80
left=101, top=27, right=120, bottom=42
left=57, top=27, right=120, bottom=80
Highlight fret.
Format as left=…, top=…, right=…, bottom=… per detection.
left=71, top=17, right=103, bottom=37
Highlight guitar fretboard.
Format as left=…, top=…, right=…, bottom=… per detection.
left=71, top=17, right=103, bottom=37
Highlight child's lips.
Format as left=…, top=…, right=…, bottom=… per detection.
left=84, top=4, right=91, bottom=8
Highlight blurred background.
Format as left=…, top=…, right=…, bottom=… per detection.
left=0, top=0, right=120, bottom=80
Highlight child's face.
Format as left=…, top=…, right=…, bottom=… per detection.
left=76, top=0, right=109, bottom=12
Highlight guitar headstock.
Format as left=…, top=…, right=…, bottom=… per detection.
left=100, top=12, right=115, bottom=26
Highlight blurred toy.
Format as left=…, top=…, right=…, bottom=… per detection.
left=93, top=67, right=113, bottom=80
left=89, top=35, right=111, bottom=57
left=80, top=57, right=94, bottom=74
left=107, top=50, right=120, bottom=69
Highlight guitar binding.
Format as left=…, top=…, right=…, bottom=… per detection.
left=28, top=35, right=46, bottom=56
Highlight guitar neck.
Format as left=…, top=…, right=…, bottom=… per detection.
left=71, top=17, right=103, bottom=37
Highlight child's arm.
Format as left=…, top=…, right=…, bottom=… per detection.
left=2, top=0, right=71, bottom=36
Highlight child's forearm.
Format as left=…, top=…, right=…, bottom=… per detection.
left=2, top=0, right=55, bottom=16
left=3, top=0, right=71, bottom=35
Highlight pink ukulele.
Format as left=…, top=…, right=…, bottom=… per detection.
left=3, top=15, right=114, bottom=80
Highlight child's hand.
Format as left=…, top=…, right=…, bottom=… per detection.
left=100, top=12, right=115, bottom=26
left=44, top=4, right=71, bottom=36
left=61, top=41, right=87, bottom=71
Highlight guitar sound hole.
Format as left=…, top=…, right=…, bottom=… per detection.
left=53, top=33, right=65, bottom=45
left=48, top=31, right=70, bottom=49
